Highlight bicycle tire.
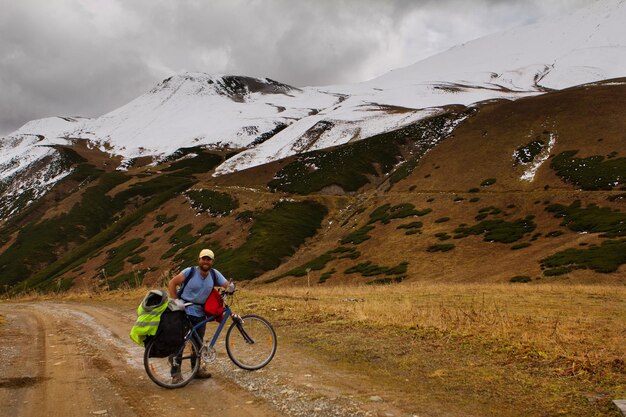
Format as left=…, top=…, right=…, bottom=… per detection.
left=225, top=315, right=277, bottom=370
left=144, top=337, right=200, bottom=388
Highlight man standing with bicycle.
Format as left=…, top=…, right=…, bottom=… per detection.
left=167, top=248, right=234, bottom=381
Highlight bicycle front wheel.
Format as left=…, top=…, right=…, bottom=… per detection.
left=144, top=337, right=200, bottom=389
left=226, top=315, right=277, bottom=370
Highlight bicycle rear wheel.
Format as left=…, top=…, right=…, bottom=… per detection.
left=144, top=337, right=200, bottom=388
left=226, top=315, right=277, bottom=370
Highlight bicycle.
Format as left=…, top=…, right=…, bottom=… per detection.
left=143, top=289, right=277, bottom=388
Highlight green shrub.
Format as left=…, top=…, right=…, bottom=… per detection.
left=607, top=193, right=626, bottom=202
left=541, top=239, right=626, bottom=274
left=469, top=197, right=480, bottom=203
left=186, top=189, right=239, bottom=215
left=435, top=217, right=450, bottom=223
left=127, top=254, right=145, bottom=264
left=468, top=188, right=479, bottom=193
left=511, top=243, right=531, bottom=250
left=368, top=203, right=431, bottom=225
left=546, top=200, right=625, bottom=237
left=546, top=230, right=564, bottom=237
left=340, top=225, right=375, bottom=245
left=427, top=244, right=455, bottom=252
left=550, top=150, right=625, bottom=190
left=319, top=269, right=336, bottom=284
left=453, top=216, right=536, bottom=243
left=162, top=149, right=223, bottom=176
left=345, top=261, right=408, bottom=277
left=543, top=267, right=573, bottom=276
left=510, top=275, right=532, bottom=283
left=236, top=210, right=257, bottom=222
left=198, top=222, right=220, bottom=236
left=435, top=232, right=451, bottom=241
left=480, top=178, right=497, bottom=187
left=155, top=214, right=177, bottom=228
left=366, top=276, right=405, bottom=285
left=397, top=221, right=423, bottom=230
left=513, top=140, right=545, bottom=165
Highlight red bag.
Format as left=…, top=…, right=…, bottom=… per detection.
left=203, top=288, right=224, bottom=322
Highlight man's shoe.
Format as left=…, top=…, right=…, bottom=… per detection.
left=196, top=366, right=212, bottom=379
left=171, top=372, right=183, bottom=384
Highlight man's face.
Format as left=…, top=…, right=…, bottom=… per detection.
left=199, top=256, right=214, bottom=271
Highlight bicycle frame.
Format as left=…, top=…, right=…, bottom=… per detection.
left=180, top=303, right=254, bottom=353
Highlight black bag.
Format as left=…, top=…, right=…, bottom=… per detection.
left=146, top=309, right=188, bottom=358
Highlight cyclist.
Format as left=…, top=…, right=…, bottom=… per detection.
left=167, top=248, right=234, bottom=381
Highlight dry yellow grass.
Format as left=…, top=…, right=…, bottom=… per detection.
left=238, top=282, right=626, bottom=416
left=252, top=283, right=626, bottom=363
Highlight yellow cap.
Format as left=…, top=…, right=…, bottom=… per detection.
left=199, top=249, right=215, bottom=259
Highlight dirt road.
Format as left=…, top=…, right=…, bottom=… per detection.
left=0, top=302, right=412, bottom=417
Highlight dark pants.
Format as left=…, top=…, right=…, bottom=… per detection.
left=171, top=314, right=206, bottom=376
left=188, top=314, right=207, bottom=346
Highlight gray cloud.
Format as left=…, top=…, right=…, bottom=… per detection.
left=0, top=0, right=588, bottom=135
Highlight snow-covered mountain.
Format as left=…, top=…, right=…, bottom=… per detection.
left=218, top=0, right=626, bottom=173
left=2, top=0, right=626, bottom=218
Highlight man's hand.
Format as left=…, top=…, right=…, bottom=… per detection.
left=171, top=298, right=186, bottom=310
left=226, top=282, right=236, bottom=294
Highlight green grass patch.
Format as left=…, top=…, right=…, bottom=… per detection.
left=100, top=238, right=145, bottom=277
left=550, top=150, right=626, bottom=190
left=268, top=113, right=464, bottom=194
left=12, top=173, right=194, bottom=293
left=541, top=239, right=626, bottom=274
left=546, top=200, right=625, bottom=237
left=161, top=224, right=199, bottom=259
left=201, top=200, right=328, bottom=280
left=268, top=247, right=360, bottom=282
left=185, top=189, right=239, bottom=216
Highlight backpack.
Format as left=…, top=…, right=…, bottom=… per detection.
left=176, top=266, right=216, bottom=300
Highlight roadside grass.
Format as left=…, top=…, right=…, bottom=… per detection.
left=238, top=283, right=626, bottom=417
left=4, top=282, right=625, bottom=416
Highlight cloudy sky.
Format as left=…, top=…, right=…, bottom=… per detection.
left=0, top=0, right=588, bottom=136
